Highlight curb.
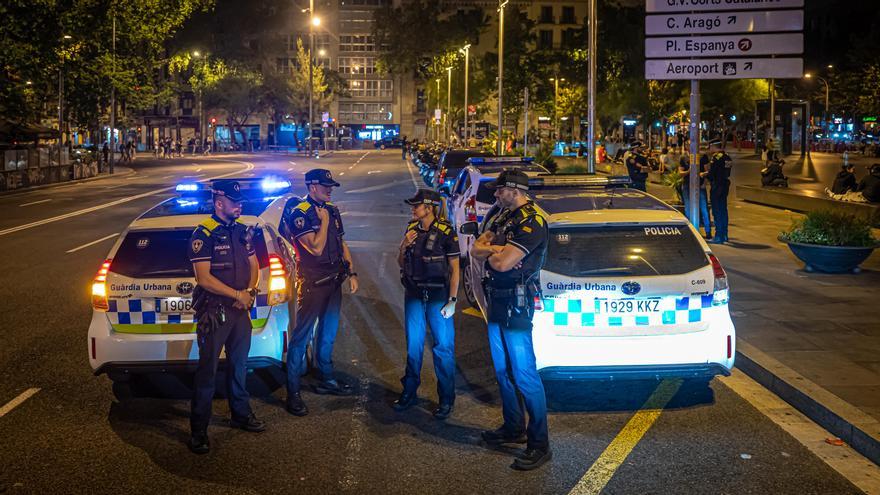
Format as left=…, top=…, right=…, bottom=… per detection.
left=0, top=167, right=137, bottom=197
left=735, top=339, right=880, bottom=466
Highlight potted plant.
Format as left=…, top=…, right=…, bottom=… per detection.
left=778, top=210, right=878, bottom=273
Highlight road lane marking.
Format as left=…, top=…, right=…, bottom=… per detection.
left=66, top=233, right=120, bottom=253
left=339, top=373, right=370, bottom=490
left=345, top=179, right=415, bottom=194
left=0, top=388, right=40, bottom=418
left=367, top=170, right=382, bottom=174
left=404, top=160, right=420, bottom=191
left=570, top=379, right=682, bottom=495
left=0, top=161, right=253, bottom=237
left=19, top=199, right=52, bottom=207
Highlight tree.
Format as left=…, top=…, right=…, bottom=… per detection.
left=202, top=66, right=263, bottom=149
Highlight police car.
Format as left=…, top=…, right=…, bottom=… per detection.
left=88, top=178, right=298, bottom=394
left=464, top=176, right=735, bottom=379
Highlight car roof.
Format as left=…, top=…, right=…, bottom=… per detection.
left=472, top=163, right=548, bottom=174
left=474, top=166, right=548, bottom=178
left=530, top=187, right=681, bottom=225
left=126, top=214, right=268, bottom=231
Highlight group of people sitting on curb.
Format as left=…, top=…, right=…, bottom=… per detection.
left=825, top=163, right=880, bottom=203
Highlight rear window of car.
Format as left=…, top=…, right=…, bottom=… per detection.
left=476, top=179, right=496, bottom=204
left=442, top=151, right=489, bottom=172
left=111, top=227, right=270, bottom=278
left=543, top=225, right=708, bottom=277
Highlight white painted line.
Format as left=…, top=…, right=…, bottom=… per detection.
left=0, top=161, right=253, bottom=237
left=339, top=373, right=370, bottom=490
left=405, top=160, right=420, bottom=191
left=0, top=388, right=40, bottom=418
left=339, top=172, right=345, bottom=176
left=287, top=167, right=294, bottom=172
left=126, top=176, right=138, bottom=180
left=66, top=233, right=120, bottom=253
left=288, top=161, right=297, bottom=166
left=367, top=170, right=382, bottom=174
left=183, top=174, right=205, bottom=178
left=19, top=199, right=52, bottom=207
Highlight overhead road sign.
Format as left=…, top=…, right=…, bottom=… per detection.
left=646, top=0, right=803, bottom=14
left=646, top=33, right=802, bottom=58
left=646, top=9, right=803, bottom=35
left=645, top=57, right=803, bottom=80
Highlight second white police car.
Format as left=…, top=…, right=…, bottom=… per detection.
left=462, top=176, right=735, bottom=380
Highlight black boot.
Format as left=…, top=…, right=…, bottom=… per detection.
left=433, top=403, right=454, bottom=420
left=512, top=448, right=552, bottom=471
left=314, top=379, right=354, bottom=396
left=286, top=392, right=309, bottom=416
left=188, top=431, right=210, bottom=455
left=481, top=427, right=527, bottom=445
left=392, top=392, right=417, bottom=412
left=229, top=413, right=266, bottom=433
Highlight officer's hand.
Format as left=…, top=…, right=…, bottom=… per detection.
left=477, top=231, right=494, bottom=244
left=349, top=275, right=359, bottom=294
left=440, top=300, right=456, bottom=319
left=316, top=206, right=330, bottom=224
left=235, top=290, right=251, bottom=308
left=402, top=230, right=418, bottom=248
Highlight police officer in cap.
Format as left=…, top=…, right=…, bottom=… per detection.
left=394, top=189, right=460, bottom=419
left=703, top=140, right=733, bottom=243
left=187, top=180, right=265, bottom=454
left=284, top=168, right=358, bottom=417
left=471, top=170, right=551, bottom=471
left=625, top=141, right=650, bottom=192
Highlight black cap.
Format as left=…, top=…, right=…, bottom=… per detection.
left=485, top=169, right=529, bottom=191
left=630, top=141, right=643, bottom=148
left=404, top=189, right=442, bottom=206
left=304, top=168, right=340, bottom=187
left=212, top=180, right=245, bottom=202
left=708, top=139, right=722, bottom=148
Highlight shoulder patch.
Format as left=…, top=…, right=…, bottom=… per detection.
left=406, top=221, right=418, bottom=231
left=199, top=217, right=220, bottom=234
left=295, top=201, right=311, bottom=212
left=534, top=215, right=545, bottom=226
left=437, top=223, right=451, bottom=234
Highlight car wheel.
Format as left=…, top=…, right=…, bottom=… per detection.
left=461, top=257, right=478, bottom=307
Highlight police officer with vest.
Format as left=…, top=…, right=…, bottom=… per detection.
left=394, top=189, right=460, bottom=419
left=702, top=140, right=733, bottom=243
left=471, top=170, right=551, bottom=471
left=284, top=168, right=357, bottom=417
left=187, top=180, right=265, bottom=454
left=625, top=141, right=650, bottom=192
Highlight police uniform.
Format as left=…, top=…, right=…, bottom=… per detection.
left=395, top=189, right=460, bottom=417
left=187, top=180, right=263, bottom=454
left=703, top=144, right=733, bottom=243
left=479, top=170, right=551, bottom=469
left=284, top=169, right=352, bottom=411
left=626, top=143, right=649, bottom=192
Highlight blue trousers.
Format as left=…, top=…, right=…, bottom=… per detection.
left=402, top=297, right=456, bottom=405
left=682, top=187, right=712, bottom=236
left=191, top=307, right=252, bottom=432
left=286, top=281, right=342, bottom=394
left=487, top=321, right=549, bottom=450
left=710, top=180, right=730, bottom=240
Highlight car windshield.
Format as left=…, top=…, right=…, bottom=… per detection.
left=543, top=225, right=708, bottom=277
left=142, top=196, right=279, bottom=218
left=111, top=227, right=270, bottom=279
left=443, top=151, right=490, bottom=172
left=476, top=179, right=496, bottom=204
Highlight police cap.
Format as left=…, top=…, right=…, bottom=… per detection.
left=485, top=169, right=529, bottom=191
left=212, top=180, right=245, bottom=202
left=304, top=168, right=341, bottom=187
left=629, top=141, right=643, bottom=149
left=404, top=189, right=442, bottom=206
left=708, top=139, right=722, bottom=148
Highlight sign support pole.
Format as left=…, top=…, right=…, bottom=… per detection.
left=688, top=79, right=700, bottom=228
left=587, top=0, right=597, bottom=174
left=523, top=87, right=529, bottom=158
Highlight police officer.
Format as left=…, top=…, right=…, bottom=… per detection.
left=187, top=180, right=265, bottom=455
left=625, top=141, right=650, bottom=192
left=471, top=170, right=551, bottom=471
left=284, top=168, right=358, bottom=417
left=703, top=140, right=733, bottom=243
left=394, top=189, right=460, bottom=419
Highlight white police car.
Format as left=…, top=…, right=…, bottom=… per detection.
left=465, top=176, right=735, bottom=379
left=88, top=178, right=298, bottom=394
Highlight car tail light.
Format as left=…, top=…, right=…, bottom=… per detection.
left=533, top=294, right=544, bottom=312
left=91, top=259, right=112, bottom=311
left=465, top=197, right=477, bottom=223
left=267, top=254, right=290, bottom=305
left=727, top=335, right=732, bottom=359
left=708, top=253, right=729, bottom=305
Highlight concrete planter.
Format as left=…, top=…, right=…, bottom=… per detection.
left=779, top=236, right=877, bottom=273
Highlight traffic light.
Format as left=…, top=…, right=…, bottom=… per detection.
left=209, top=118, right=216, bottom=127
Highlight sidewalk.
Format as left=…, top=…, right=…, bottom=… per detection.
left=644, top=179, right=880, bottom=463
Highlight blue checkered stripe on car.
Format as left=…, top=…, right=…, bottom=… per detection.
left=542, top=295, right=715, bottom=327
left=107, top=294, right=271, bottom=325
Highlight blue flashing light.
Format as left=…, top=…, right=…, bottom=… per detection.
left=176, top=183, right=199, bottom=192
left=730, top=115, right=737, bottom=122
left=261, top=177, right=292, bottom=192
left=175, top=198, right=199, bottom=207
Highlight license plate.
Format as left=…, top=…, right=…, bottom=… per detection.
left=596, top=298, right=661, bottom=314
left=157, top=298, right=193, bottom=313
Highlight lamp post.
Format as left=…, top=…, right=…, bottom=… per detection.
left=435, top=78, right=441, bottom=142
left=587, top=0, right=597, bottom=173
left=550, top=77, right=564, bottom=143
left=308, top=2, right=320, bottom=157
left=459, top=43, right=470, bottom=145
left=497, top=0, right=509, bottom=155
left=446, top=66, right=452, bottom=144
left=805, top=72, right=831, bottom=134
left=58, top=34, right=71, bottom=166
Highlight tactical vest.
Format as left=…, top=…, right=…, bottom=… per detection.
left=197, top=217, right=252, bottom=303
left=402, top=220, right=452, bottom=292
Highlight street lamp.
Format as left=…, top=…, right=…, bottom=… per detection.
left=459, top=43, right=471, bottom=145
left=435, top=78, right=441, bottom=142
left=805, top=72, right=831, bottom=133
left=58, top=34, right=72, bottom=166
left=446, top=66, right=452, bottom=145
left=307, top=0, right=320, bottom=156
left=550, top=77, right=565, bottom=143
left=193, top=50, right=207, bottom=149
left=497, top=0, right=509, bottom=155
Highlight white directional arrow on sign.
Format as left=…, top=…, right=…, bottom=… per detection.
left=646, top=33, right=803, bottom=58
left=646, top=0, right=803, bottom=13
left=646, top=10, right=803, bottom=36
left=645, top=57, right=803, bottom=80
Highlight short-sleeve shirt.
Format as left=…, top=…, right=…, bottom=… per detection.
left=486, top=202, right=549, bottom=287
left=188, top=214, right=255, bottom=296
left=681, top=157, right=708, bottom=188
left=285, top=195, right=345, bottom=278
left=626, top=153, right=649, bottom=182
left=705, top=152, right=733, bottom=184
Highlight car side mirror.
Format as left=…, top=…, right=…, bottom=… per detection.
left=459, top=222, right=478, bottom=235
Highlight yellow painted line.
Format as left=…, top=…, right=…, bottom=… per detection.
left=570, top=379, right=682, bottom=495
left=462, top=307, right=482, bottom=318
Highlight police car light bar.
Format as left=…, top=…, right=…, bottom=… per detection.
left=528, top=175, right=632, bottom=188
left=468, top=156, right=535, bottom=164
left=261, top=177, right=292, bottom=192
left=175, top=183, right=201, bottom=192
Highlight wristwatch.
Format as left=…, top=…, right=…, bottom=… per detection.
left=246, top=287, right=258, bottom=298
left=448, top=297, right=457, bottom=303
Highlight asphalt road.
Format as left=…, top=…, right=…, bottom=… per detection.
left=0, top=150, right=871, bottom=494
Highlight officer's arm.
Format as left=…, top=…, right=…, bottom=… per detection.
left=297, top=220, right=329, bottom=256
left=193, top=261, right=240, bottom=299
left=447, top=256, right=460, bottom=301
left=488, top=244, right=527, bottom=272
left=248, top=254, right=259, bottom=289
left=471, top=231, right=502, bottom=261
left=341, top=240, right=355, bottom=274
